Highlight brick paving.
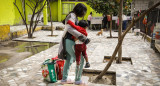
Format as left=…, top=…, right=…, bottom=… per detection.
left=0, top=27, right=160, bottom=86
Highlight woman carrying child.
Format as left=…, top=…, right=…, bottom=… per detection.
left=58, top=3, right=90, bottom=85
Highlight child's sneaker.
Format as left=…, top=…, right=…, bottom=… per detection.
left=85, top=62, right=90, bottom=68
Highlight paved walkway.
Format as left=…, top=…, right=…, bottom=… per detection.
left=0, top=30, right=160, bottom=86
left=10, top=22, right=64, bottom=32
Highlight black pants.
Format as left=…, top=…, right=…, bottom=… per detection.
left=87, top=20, right=91, bottom=26
left=103, top=22, right=107, bottom=29
left=87, top=20, right=91, bottom=29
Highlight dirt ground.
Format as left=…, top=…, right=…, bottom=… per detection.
left=83, top=73, right=116, bottom=85
left=0, top=40, right=55, bottom=70
left=0, top=44, right=32, bottom=70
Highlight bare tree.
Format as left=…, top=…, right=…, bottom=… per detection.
left=14, top=0, right=47, bottom=38
left=94, top=1, right=160, bottom=82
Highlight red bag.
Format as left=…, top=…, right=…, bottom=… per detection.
left=56, top=60, right=65, bottom=80
left=51, top=56, right=65, bottom=80
left=52, top=56, right=58, bottom=60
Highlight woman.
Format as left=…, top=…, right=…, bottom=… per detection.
left=87, top=12, right=92, bottom=29
left=102, top=14, right=108, bottom=31
left=58, top=3, right=90, bottom=85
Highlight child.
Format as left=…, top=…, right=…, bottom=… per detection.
left=67, top=20, right=90, bottom=68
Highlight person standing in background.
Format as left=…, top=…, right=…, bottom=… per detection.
left=122, top=14, right=128, bottom=30
left=87, top=12, right=92, bottom=29
left=102, top=14, right=108, bottom=31
left=116, top=17, right=119, bottom=31
left=142, top=15, right=148, bottom=41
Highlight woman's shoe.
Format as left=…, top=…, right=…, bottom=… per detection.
left=61, top=79, right=73, bottom=84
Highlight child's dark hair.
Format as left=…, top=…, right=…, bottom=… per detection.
left=78, top=20, right=88, bottom=28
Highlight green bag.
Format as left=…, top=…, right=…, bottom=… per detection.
left=41, top=59, right=57, bottom=83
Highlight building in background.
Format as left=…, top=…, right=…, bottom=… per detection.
left=0, top=0, right=102, bottom=26
left=131, top=0, right=160, bottom=36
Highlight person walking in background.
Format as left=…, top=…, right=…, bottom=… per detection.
left=58, top=3, right=90, bottom=85
left=87, top=12, right=92, bottom=29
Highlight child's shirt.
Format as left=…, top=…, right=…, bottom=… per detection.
left=67, top=20, right=88, bottom=44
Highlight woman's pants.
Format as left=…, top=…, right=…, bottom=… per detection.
left=123, top=20, right=127, bottom=30
left=62, top=39, right=84, bottom=81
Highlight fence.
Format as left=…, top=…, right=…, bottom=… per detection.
left=135, top=8, right=160, bottom=36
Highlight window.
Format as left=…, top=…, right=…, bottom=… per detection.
left=62, top=3, right=75, bottom=15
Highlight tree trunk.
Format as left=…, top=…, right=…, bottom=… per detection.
left=94, top=1, right=160, bottom=82
left=109, top=14, right=113, bottom=37
left=48, top=0, right=53, bottom=36
left=28, top=33, right=33, bottom=38
left=117, top=0, right=123, bottom=63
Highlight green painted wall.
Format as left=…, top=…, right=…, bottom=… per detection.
left=58, top=0, right=62, bottom=21
left=61, top=1, right=102, bottom=21
left=50, top=1, right=102, bottom=22
left=43, top=0, right=48, bottom=25
left=0, top=0, right=23, bottom=25
left=48, top=1, right=58, bottom=21
left=0, top=0, right=102, bottom=25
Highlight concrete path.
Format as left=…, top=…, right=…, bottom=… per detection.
left=10, top=22, right=64, bottom=32
left=0, top=30, right=160, bottom=86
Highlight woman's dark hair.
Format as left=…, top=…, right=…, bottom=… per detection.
left=78, top=20, right=88, bottom=28
left=90, top=12, right=92, bottom=15
left=62, top=3, right=87, bottom=24
left=73, top=3, right=87, bottom=17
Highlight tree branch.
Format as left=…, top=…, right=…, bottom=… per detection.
left=13, top=1, right=28, bottom=32
left=28, top=0, right=36, bottom=6
left=33, top=0, right=47, bottom=32
left=28, top=0, right=35, bottom=9
left=26, top=3, right=34, bottom=12
left=35, top=0, right=47, bottom=14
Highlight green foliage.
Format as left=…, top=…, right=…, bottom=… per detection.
left=87, top=0, right=132, bottom=16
